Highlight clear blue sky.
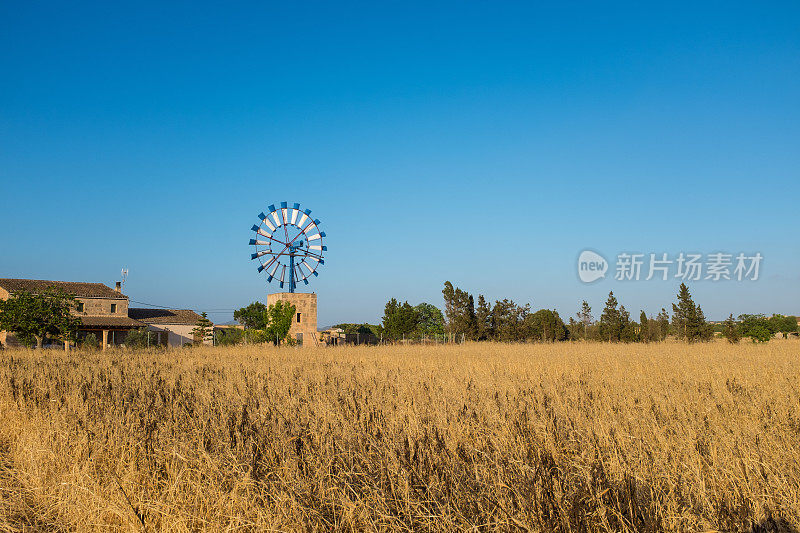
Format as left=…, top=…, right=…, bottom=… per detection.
left=1, top=2, right=798, bottom=325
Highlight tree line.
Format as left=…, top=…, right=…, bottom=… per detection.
left=721, top=313, right=798, bottom=343
left=429, top=281, right=795, bottom=344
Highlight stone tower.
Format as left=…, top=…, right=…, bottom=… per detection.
left=267, top=292, right=317, bottom=346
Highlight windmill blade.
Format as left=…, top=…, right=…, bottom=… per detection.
left=299, top=247, right=324, bottom=261
left=253, top=226, right=274, bottom=239
left=251, top=250, right=277, bottom=260
left=281, top=201, right=289, bottom=225
left=279, top=265, right=286, bottom=283
left=298, top=209, right=311, bottom=227
left=266, top=260, right=280, bottom=282
left=291, top=202, right=300, bottom=225
left=249, top=239, right=271, bottom=246
left=297, top=265, right=309, bottom=284
left=258, top=212, right=276, bottom=232
left=301, top=260, right=315, bottom=274
left=301, top=220, right=316, bottom=235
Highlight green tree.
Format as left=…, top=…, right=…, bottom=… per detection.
left=696, top=306, right=714, bottom=341
left=0, top=288, right=81, bottom=348
left=382, top=298, right=401, bottom=339
left=656, top=308, right=670, bottom=341
left=577, top=300, right=593, bottom=339
left=738, top=314, right=773, bottom=343
left=671, top=283, right=711, bottom=343
left=525, top=309, right=568, bottom=342
left=599, top=291, right=622, bottom=342
left=265, top=301, right=296, bottom=345
left=414, top=303, right=445, bottom=337
left=382, top=299, right=420, bottom=340
left=125, top=328, right=150, bottom=348
left=491, top=299, right=528, bottom=342
left=475, top=295, right=493, bottom=340
left=233, top=302, right=269, bottom=330
left=192, top=312, right=214, bottom=345
left=442, top=282, right=455, bottom=337
left=619, top=305, right=637, bottom=342
left=639, top=310, right=649, bottom=342
left=441, top=281, right=477, bottom=341
left=397, top=302, right=419, bottom=338
left=216, top=327, right=244, bottom=346
left=723, top=314, right=740, bottom=343
left=768, top=314, right=798, bottom=338
left=82, top=333, right=99, bottom=349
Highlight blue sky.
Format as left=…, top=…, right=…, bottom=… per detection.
left=1, top=2, right=798, bottom=325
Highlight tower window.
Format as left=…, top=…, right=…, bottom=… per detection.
left=110, top=304, right=117, bottom=314
left=76, top=302, right=84, bottom=313
left=297, top=313, right=301, bottom=323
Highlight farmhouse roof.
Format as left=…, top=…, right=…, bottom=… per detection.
left=128, top=308, right=204, bottom=325
left=0, top=278, right=125, bottom=299
left=79, top=316, right=146, bottom=328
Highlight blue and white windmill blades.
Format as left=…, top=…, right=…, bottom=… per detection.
left=249, top=202, right=327, bottom=293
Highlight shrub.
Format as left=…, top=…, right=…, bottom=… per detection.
left=82, top=333, right=99, bottom=349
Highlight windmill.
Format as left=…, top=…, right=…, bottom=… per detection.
left=249, top=202, right=327, bottom=293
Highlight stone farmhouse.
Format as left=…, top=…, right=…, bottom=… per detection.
left=0, top=278, right=210, bottom=349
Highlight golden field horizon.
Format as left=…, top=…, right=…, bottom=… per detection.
left=0, top=340, right=798, bottom=531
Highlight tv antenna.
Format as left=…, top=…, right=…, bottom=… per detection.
left=121, top=268, right=129, bottom=291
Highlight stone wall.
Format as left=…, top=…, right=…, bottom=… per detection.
left=75, top=296, right=129, bottom=317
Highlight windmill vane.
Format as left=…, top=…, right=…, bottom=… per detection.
left=249, top=201, right=327, bottom=293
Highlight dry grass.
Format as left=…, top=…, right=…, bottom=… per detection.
left=0, top=341, right=798, bottom=532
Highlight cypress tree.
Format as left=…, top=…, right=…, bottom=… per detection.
left=577, top=300, right=592, bottom=339
left=599, top=291, right=621, bottom=342
left=639, top=310, right=649, bottom=342
left=671, top=283, right=710, bottom=342
left=656, top=308, right=670, bottom=340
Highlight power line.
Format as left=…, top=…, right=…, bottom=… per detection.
left=129, top=299, right=237, bottom=313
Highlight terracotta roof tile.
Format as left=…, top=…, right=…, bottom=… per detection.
left=79, top=316, right=146, bottom=328
left=128, top=308, right=204, bottom=325
left=0, top=278, right=125, bottom=299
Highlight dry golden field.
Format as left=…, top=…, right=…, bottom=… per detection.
left=0, top=341, right=798, bottom=532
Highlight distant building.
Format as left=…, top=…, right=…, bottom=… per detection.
left=319, top=327, right=379, bottom=346
left=128, top=308, right=210, bottom=347
left=0, top=278, right=144, bottom=349
left=320, top=327, right=345, bottom=345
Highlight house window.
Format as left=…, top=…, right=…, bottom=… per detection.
left=110, top=303, right=117, bottom=314
left=297, top=313, right=301, bottom=323
left=76, top=302, right=84, bottom=313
